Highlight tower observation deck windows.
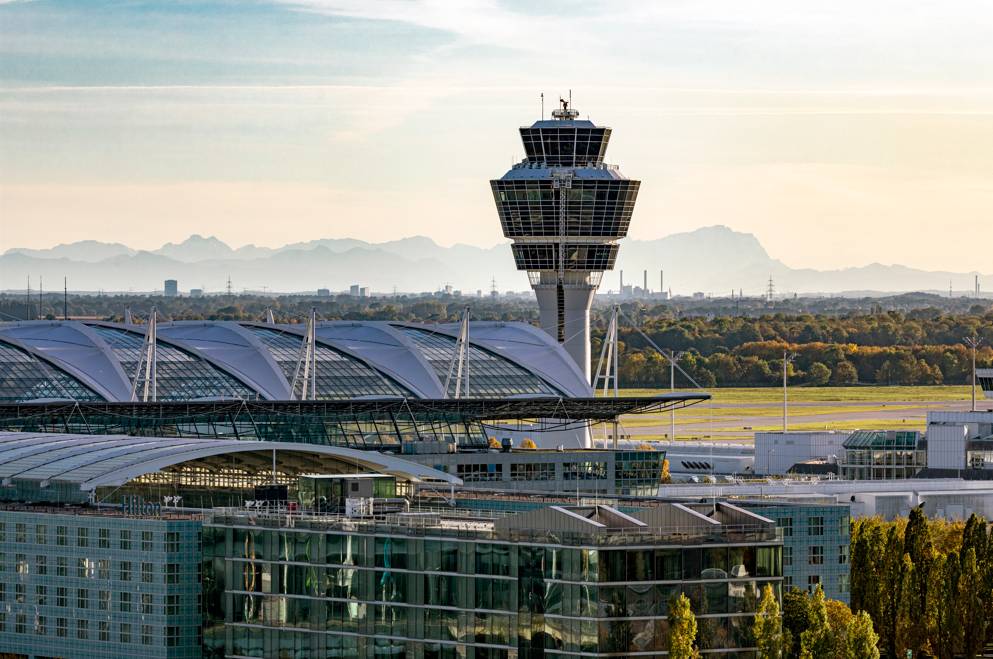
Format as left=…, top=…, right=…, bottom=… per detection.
left=92, top=326, right=257, bottom=401
left=512, top=244, right=619, bottom=271
left=247, top=326, right=411, bottom=399
left=0, top=341, right=102, bottom=402
left=520, top=127, right=611, bottom=167
left=397, top=326, right=562, bottom=398
left=491, top=179, right=639, bottom=239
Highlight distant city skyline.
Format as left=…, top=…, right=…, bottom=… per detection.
left=2, top=0, right=992, bottom=272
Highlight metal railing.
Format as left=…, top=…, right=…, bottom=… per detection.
left=203, top=505, right=779, bottom=546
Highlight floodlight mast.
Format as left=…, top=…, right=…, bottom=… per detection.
left=965, top=336, right=983, bottom=412
left=491, top=98, right=640, bottom=380
left=783, top=351, right=797, bottom=432
left=668, top=350, right=686, bottom=441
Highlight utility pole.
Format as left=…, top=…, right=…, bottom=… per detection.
left=783, top=351, right=796, bottom=432
left=965, top=336, right=983, bottom=412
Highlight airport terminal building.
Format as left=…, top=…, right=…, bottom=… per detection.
left=0, top=432, right=791, bottom=658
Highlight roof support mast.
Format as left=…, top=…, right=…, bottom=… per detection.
left=291, top=308, right=318, bottom=400
left=444, top=306, right=471, bottom=398
left=130, top=307, right=158, bottom=402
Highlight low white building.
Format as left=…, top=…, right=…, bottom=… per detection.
left=926, top=410, right=993, bottom=472
left=754, top=431, right=849, bottom=475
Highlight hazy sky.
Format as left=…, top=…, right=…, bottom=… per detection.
left=1, top=0, right=992, bottom=272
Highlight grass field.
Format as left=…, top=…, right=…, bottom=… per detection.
left=611, top=385, right=977, bottom=443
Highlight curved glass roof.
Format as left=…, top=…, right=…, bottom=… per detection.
left=0, top=340, right=103, bottom=402
left=396, top=326, right=562, bottom=397
left=92, top=326, right=258, bottom=401
left=0, top=321, right=590, bottom=402
left=248, top=326, right=412, bottom=399
left=0, top=432, right=460, bottom=490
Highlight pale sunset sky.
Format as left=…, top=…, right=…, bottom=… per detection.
left=1, top=0, right=991, bottom=271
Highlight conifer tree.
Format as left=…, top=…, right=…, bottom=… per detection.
left=667, top=593, right=700, bottom=659
left=959, top=548, right=986, bottom=658
left=799, top=584, right=832, bottom=658
left=752, top=584, right=783, bottom=658
left=846, top=611, right=880, bottom=659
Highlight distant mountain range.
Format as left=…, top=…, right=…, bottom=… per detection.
left=2, top=226, right=989, bottom=296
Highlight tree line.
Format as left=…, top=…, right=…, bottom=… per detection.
left=665, top=584, right=879, bottom=658
left=4, top=293, right=991, bottom=387
left=850, top=509, right=993, bottom=658
left=595, top=309, right=993, bottom=387
left=668, top=508, right=993, bottom=657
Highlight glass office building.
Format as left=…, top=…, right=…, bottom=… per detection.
left=839, top=430, right=926, bottom=480
left=0, top=506, right=202, bottom=659
left=735, top=501, right=851, bottom=603
left=203, top=502, right=782, bottom=658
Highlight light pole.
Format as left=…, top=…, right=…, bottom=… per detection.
left=964, top=336, right=983, bottom=412
left=668, top=350, right=686, bottom=442
left=783, top=351, right=797, bottom=432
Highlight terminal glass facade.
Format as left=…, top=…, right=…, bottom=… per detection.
left=840, top=430, right=925, bottom=480
left=203, top=510, right=781, bottom=658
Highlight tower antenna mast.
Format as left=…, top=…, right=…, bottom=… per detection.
left=491, top=97, right=638, bottom=380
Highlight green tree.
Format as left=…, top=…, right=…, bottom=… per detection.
left=903, top=506, right=934, bottom=653
left=806, top=361, right=831, bottom=385
left=930, top=551, right=962, bottom=659
left=846, top=611, right=881, bottom=659
left=959, top=548, right=986, bottom=658
left=799, top=584, right=832, bottom=658
left=667, top=593, right=700, bottom=659
left=824, top=599, right=853, bottom=657
left=752, top=584, right=783, bottom=658
left=831, top=359, right=859, bottom=384
left=782, top=588, right=810, bottom=658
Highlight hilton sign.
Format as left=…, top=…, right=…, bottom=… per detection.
left=120, top=495, right=162, bottom=517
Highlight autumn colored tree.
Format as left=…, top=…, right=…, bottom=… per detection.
left=799, top=585, right=832, bottom=658
left=846, top=612, right=880, bottom=659
left=667, top=593, right=700, bottom=659
left=752, top=584, right=783, bottom=658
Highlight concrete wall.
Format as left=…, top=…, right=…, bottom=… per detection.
left=927, top=423, right=969, bottom=470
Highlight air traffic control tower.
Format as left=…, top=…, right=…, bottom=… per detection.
left=491, top=99, right=640, bottom=380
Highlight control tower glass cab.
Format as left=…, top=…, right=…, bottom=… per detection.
left=490, top=100, right=640, bottom=380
